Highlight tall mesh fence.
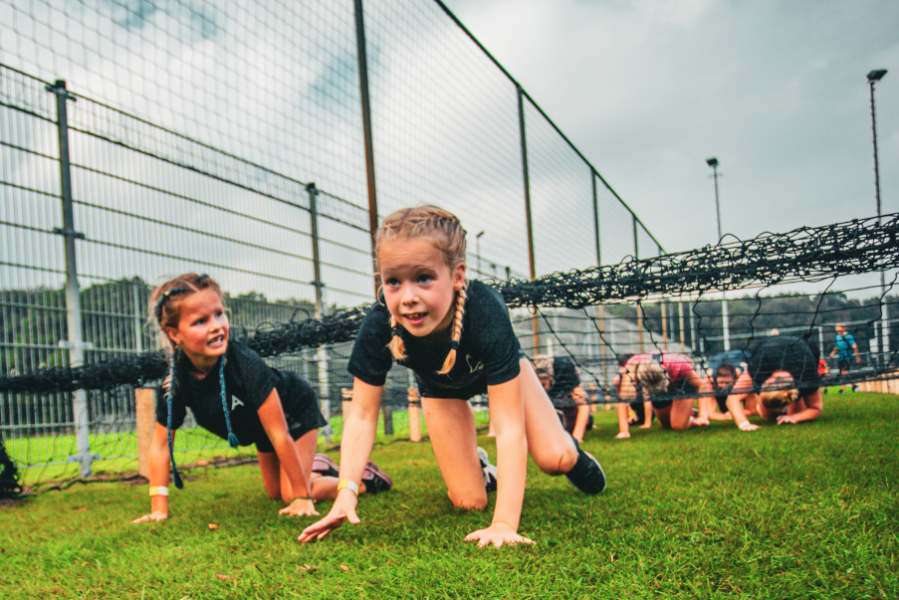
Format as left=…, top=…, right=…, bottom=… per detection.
left=0, top=0, right=661, bottom=487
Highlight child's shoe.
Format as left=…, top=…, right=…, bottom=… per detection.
left=312, top=452, right=339, bottom=478
left=565, top=443, right=607, bottom=495
left=477, top=447, right=497, bottom=493
left=362, top=461, right=393, bottom=494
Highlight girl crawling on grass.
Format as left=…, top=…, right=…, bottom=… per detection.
left=615, top=351, right=708, bottom=438
left=299, top=206, right=606, bottom=549
left=723, top=335, right=822, bottom=431
left=132, top=273, right=391, bottom=526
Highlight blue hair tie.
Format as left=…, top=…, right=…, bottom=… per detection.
left=450, top=340, right=460, bottom=350
left=219, top=358, right=239, bottom=448
left=166, top=349, right=184, bottom=490
left=155, top=286, right=187, bottom=322
left=391, top=327, right=401, bottom=338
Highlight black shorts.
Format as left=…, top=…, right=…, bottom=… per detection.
left=414, top=350, right=526, bottom=400
left=255, top=398, right=328, bottom=453
left=651, top=378, right=700, bottom=411
left=838, top=357, right=853, bottom=373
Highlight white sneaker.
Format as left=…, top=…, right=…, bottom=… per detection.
left=477, top=447, right=497, bottom=492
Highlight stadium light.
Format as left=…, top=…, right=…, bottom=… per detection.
left=867, top=69, right=889, bottom=360
left=707, top=157, right=730, bottom=351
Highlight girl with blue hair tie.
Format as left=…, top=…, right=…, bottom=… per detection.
left=131, top=273, right=392, bottom=525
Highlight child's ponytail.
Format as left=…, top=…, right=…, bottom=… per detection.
left=438, top=285, right=467, bottom=375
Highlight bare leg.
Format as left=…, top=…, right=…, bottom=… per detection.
left=667, top=398, right=694, bottom=431
left=277, top=429, right=348, bottom=502
left=518, top=359, right=578, bottom=475
left=421, top=397, right=487, bottom=511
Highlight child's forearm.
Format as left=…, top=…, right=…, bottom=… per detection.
left=492, top=427, right=527, bottom=532
left=789, top=408, right=821, bottom=424
left=271, top=434, right=312, bottom=497
left=148, top=426, right=172, bottom=514
left=338, top=381, right=382, bottom=486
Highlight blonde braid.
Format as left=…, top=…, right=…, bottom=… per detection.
left=388, top=314, right=407, bottom=362
left=437, top=285, right=467, bottom=375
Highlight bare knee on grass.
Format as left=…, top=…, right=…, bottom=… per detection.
left=448, top=489, right=488, bottom=511
left=534, top=443, right=578, bottom=476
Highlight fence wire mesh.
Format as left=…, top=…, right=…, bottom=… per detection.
left=0, top=0, right=663, bottom=487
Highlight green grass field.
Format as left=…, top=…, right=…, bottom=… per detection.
left=2, top=392, right=897, bottom=599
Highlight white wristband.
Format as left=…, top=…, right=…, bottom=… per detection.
left=337, top=479, right=359, bottom=495
left=738, top=421, right=754, bottom=431
left=149, top=486, right=169, bottom=497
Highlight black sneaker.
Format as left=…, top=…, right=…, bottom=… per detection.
left=477, top=447, right=497, bottom=493
left=361, top=461, right=393, bottom=495
left=565, top=446, right=607, bottom=495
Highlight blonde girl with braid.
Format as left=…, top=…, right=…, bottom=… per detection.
left=132, top=273, right=391, bottom=528
left=300, top=206, right=606, bottom=549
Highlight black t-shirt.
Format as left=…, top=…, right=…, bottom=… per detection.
left=157, top=340, right=324, bottom=451
left=347, top=280, right=522, bottom=399
left=748, top=335, right=820, bottom=396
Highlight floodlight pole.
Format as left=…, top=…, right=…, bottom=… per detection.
left=707, top=158, right=730, bottom=351
left=868, top=69, right=889, bottom=363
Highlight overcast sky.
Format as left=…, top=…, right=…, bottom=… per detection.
left=441, top=0, right=899, bottom=253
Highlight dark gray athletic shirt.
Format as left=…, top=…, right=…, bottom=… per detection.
left=347, top=280, right=522, bottom=399
left=157, top=340, right=325, bottom=451
left=748, top=335, right=820, bottom=397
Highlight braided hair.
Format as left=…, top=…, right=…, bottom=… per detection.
left=377, top=206, right=468, bottom=375
left=150, top=273, right=238, bottom=489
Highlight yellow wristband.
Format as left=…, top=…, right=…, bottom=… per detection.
left=149, top=486, right=169, bottom=497
left=336, top=479, right=359, bottom=495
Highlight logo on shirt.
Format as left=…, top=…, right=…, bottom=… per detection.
left=466, top=354, right=484, bottom=375
left=231, top=395, right=245, bottom=411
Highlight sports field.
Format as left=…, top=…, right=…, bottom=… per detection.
left=2, top=391, right=897, bottom=599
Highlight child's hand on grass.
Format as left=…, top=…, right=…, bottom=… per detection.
left=297, top=491, right=360, bottom=542
left=464, top=522, right=534, bottom=548
left=692, top=416, right=710, bottom=426
left=638, top=423, right=651, bottom=429
left=615, top=431, right=631, bottom=439
left=279, top=498, right=319, bottom=518
left=776, top=415, right=796, bottom=425
left=131, top=511, right=168, bottom=524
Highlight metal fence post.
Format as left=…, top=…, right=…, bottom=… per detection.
left=47, top=80, right=96, bottom=478
left=592, top=173, right=601, bottom=267
left=307, top=183, right=333, bottom=443
left=632, top=215, right=639, bottom=259
left=517, top=86, right=540, bottom=353
left=678, top=301, right=685, bottom=353
left=689, top=300, right=698, bottom=356
left=353, top=0, right=381, bottom=296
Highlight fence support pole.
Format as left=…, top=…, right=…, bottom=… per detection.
left=592, top=172, right=601, bottom=267
left=721, top=292, right=731, bottom=351
left=48, top=80, right=95, bottom=478
left=661, top=301, right=668, bottom=349
left=307, top=183, right=332, bottom=443
left=135, top=388, right=156, bottom=479
left=517, top=86, right=540, bottom=353
left=678, top=301, right=685, bottom=353
left=632, top=215, right=639, bottom=259
left=689, top=300, right=698, bottom=356
left=353, top=0, right=380, bottom=296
